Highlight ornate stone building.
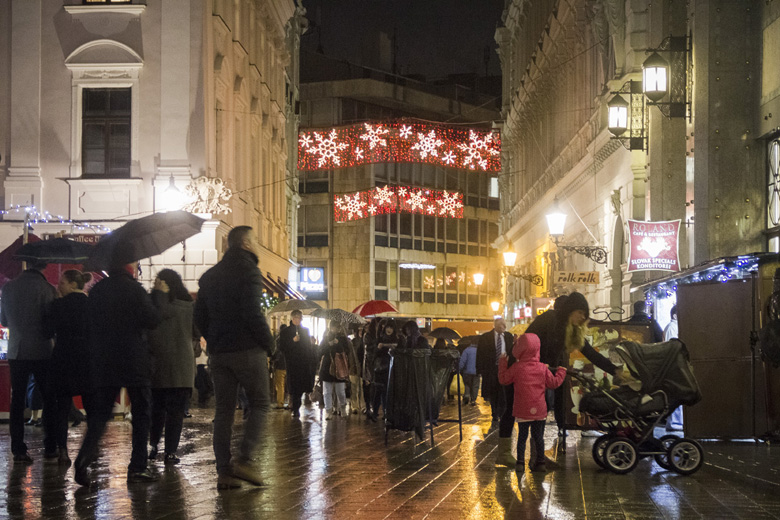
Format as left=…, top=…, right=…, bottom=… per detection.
left=0, top=0, right=305, bottom=293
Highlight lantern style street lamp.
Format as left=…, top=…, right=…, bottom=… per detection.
left=642, top=52, right=669, bottom=103
left=490, top=300, right=500, bottom=313
left=473, top=272, right=485, bottom=286
left=502, top=242, right=517, bottom=268
left=607, top=94, right=629, bottom=136
left=545, top=201, right=567, bottom=240
left=545, top=199, right=608, bottom=265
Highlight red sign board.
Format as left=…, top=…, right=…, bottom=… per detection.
left=627, top=219, right=681, bottom=272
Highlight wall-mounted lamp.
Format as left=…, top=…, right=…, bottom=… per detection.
left=502, top=241, right=544, bottom=286
left=490, top=300, right=501, bottom=313
left=606, top=80, right=647, bottom=151
left=161, top=175, right=186, bottom=212
left=473, top=272, right=485, bottom=286
left=546, top=199, right=608, bottom=265
left=642, top=35, right=690, bottom=119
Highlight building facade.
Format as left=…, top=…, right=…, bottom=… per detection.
left=495, top=0, right=776, bottom=326
left=0, top=0, right=304, bottom=295
left=297, top=52, right=504, bottom=322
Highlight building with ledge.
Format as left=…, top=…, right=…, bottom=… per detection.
left=0, top=0, right=305, bottom=298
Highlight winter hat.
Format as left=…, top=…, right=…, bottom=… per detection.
left=559, top=291, right=589, bottom=320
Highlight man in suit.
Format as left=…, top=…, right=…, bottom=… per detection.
left=476, top=317, right=517, bottom=466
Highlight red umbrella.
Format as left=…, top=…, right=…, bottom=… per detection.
left=352, top=300, right=398, bottom=317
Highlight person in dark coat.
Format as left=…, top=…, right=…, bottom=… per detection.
left=147, top=269, right=195, bottom=465
left=626, top=300, right=664, bottom=343
left=0, top=262, right=57, bottom=464
left=272, top=326, right=287, bottom=410
left=49, top=269, right=92, bottom=466
left=278, top=310, right=316, bottom=418
left=318, top=320, right=350, bottom=419
left=526, top=291, right=618, bottom=438
left=402, top=320, right=430, bottom=349
left=367, top=318, right=401, bottom=422
left=476, top=317, right=517, bottom=466
left=74, top=264, right=162, bottom=486
left=362, top=318, right=380, bottom=418
left=194, top=226, right=273, bottom=490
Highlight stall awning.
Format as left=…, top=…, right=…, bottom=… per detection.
left=260, top=272, right=305, bottom=300
left=631, top=252, right=776, bottom=293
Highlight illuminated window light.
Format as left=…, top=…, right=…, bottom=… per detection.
left=399, top=263, right=436, bottom=270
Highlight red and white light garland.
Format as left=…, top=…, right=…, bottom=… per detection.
left=299, top=120, right=501, bottom=172
left=334, top=185, right=464, bottom=222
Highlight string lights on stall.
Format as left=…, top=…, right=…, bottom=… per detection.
left=334, top=185, right=464, bottom=222
left=644, top=256, right=761, bottom=301
left=1, top=205, right=111, bottom=233
left=298, top=120, right=501, bottom=173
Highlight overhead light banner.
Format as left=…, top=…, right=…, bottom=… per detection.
left=627, top=219, right=681, bottom=272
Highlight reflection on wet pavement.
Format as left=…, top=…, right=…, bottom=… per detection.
left=3, top=400, right=780, bottom=519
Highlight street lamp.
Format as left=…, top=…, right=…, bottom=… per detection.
left=545, top=200, right=608, bottom=265
left=502, top=242, right=517, bottom=268
left=490, top=300, right=500, bottom=313
left=642, top=52, right=669, bottom=103
left=161, top=175, right=186, bottom=212
left=607, top=94, right=629, bottom=136
left=473, top=272, right=485, bottom=286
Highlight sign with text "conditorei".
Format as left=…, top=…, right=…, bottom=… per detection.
left=627, top=219, right=681, bottom=272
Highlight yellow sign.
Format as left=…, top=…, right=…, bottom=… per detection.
left=555, top=271, right=600, bottom=284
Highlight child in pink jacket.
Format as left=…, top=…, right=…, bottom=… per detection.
left=498, top=333, right=567, bottom=472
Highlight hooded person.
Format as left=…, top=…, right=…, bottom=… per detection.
left=525, top=292, right=618, bottom=437
left=498, top=333, right=567, bottom=472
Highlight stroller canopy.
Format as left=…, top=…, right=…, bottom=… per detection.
left=615, top=339, right=702, bottom=407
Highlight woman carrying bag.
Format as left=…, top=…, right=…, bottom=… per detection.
left=318, top=320, right=350, bottom=420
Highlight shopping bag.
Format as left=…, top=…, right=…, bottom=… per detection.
left=311, top=380, right=323, bottom=404
left=329, top=352, right=349, bottom=380
left=449, top=374, right=465, bottom=396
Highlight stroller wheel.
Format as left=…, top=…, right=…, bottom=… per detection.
left=603, top=437, right=639, bottom=474
left=653, top=434, right=679, bottom=470
left=668, top=438, right=704, bottom=475
left=592, top=435, right=611, bottom=469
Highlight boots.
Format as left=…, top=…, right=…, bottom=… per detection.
left=495, top=437, right=518, bottom=467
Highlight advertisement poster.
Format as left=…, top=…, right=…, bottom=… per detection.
left=627, top=219, right=681, bottom=272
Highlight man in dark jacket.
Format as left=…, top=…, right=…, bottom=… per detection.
left=194, top=226, right=273, bottom=490
left=0, top=262, right=56, bottom=463
left=476, top=317, right=517, bottom=466
left=278, top=310, right=315, bottom=418
left=626, top=300, right=664, bottom=343
left=74, top=264, right=162, bottom=486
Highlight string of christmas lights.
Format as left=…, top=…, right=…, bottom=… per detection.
left=299, top=120, right=501, bottom=173
left=334, top=185, right=464, bottom=222
left=1, top=205, right=111, bottom=233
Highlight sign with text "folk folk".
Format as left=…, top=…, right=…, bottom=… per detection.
left=627, top=219, right=681, bottom=272
left=555, top=271, right=600, bottom=284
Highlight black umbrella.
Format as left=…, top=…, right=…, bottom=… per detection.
left=429, top=327, right=462, bottom=341
left=13, top=238, right=94, bottom=264
left=311, top=308, right=367, bottom=326
left=85, top=211, right=205, bottom=270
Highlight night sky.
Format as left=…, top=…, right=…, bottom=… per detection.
left=300, top=0, right=506, bottom=79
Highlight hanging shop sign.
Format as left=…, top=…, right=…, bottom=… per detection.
left=334, top=185, right=463, bottom=222
left=627, top=219, right=681, bottom=272
left=555, top=271, right=600, bottom=284
left=299, top=267, right=325, bottom=292
left=298, top=120, right=501, bottom=172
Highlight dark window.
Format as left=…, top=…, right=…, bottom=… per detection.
left=375, top=289, right=388, bottom=300
left=459, top=295, right=467, bottom=304
left=413, top=240, right=422, bottom=250
left=82, top=88, right=131, bottom=177
left=375, top=261, right=387, bottom=286
left=468, top=294, right=479, bottom=305
left=297, top=236, right=304, bottom=247
left=468, top=219, right=479, bottom=242
left=399, top=214, right=412, bottom=236
left=375, top=235, right=388, bottom=247
left=424, top=216, right=435, bottom=238
left=414, top=291, right=422, bottom=303
left=305, top=235, right=328, bottom=247
left=423, top=241, right=435, bottom=252
left=375, top=214, right=388, bottom=233
left=446, top=294, right=457, bottom=304
left=424, top=292, right=435, bottom=303
left=389, top=237, right=398, bottom=248
left=447, top=243, right=458, bottom=254
left=400, top=237, right=412, bottom=250
left=400, top=290, right=412, bottom=302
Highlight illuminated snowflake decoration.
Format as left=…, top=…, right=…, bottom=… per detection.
left=398, top=187, right=408, bottom=197
left=306, top=130, right=349, bottom=167
left=374, top=185, right=395, bottom=206
left=407, top=190, right=427, bottom=211
left=299, top=134, right=313, bottom=148
left=335, top=193, right=367, bottom=220
left=399, top=125, right=413, bottom=139
left=354, top=147, right=364, bottom=161
left=368, top=204, right=377, bottom=215
left=411, top=130, right=444, bottom=159
left=359, top=123, right=389, bottom=150
left=442, top=150, right=456, bottom=165
left=426, top=205, right=437, bottom=215
left=437, top=190, right=464, bottom=217
left=424, top=276, right=435, bottom=289
left=458, top=130, right=500, bottom=170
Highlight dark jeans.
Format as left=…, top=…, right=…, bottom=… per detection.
left=150, top=387, right=189, bottom=455
left=498, top=384, right=515, bottom=438
left=52, top=385, right=75, bottom=449
left=554, top=385, right=565, bottom=433
left=210, top=349, right=270, bottom=475
left=9, top=359, right=56, bottom=455
left=75, top=386, right=151, bottom=473
left=462, top=374, right=480, bottom=402
left=517, top=420, right=546, bottom=465
left=371, top=382, right=387, bottom=418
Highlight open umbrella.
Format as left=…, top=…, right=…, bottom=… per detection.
left=352, top=300, right=398, bottom=317
left=311, top=308, right=367, bottom=326
left=85, top=211, right=205, bottom=270
left=13, top=238, right=94, bottom=264
left=428, top=327, right=462, bottom=341
left=268, top=299, right=322, bottom=315
left=458, top=335, right=480, bottom=348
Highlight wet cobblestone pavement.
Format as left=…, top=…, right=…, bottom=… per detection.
left=3, top=399, right=780, bottom=519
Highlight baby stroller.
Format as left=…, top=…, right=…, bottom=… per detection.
left=571, top=339, right=703, bottom=475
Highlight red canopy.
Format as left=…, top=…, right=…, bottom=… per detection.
left=352, top=300, right=398, bottom=317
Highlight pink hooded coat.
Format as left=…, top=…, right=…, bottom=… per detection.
left=498, top=333, right=567, bottom=421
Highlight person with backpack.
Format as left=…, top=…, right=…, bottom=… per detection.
left=318, top=320, right=349, bottom=420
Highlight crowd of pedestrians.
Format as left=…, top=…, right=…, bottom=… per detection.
left=1, top=222, right=670, bottom=488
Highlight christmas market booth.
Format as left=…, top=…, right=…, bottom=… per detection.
left=634, top=252, right=780, bottom=441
